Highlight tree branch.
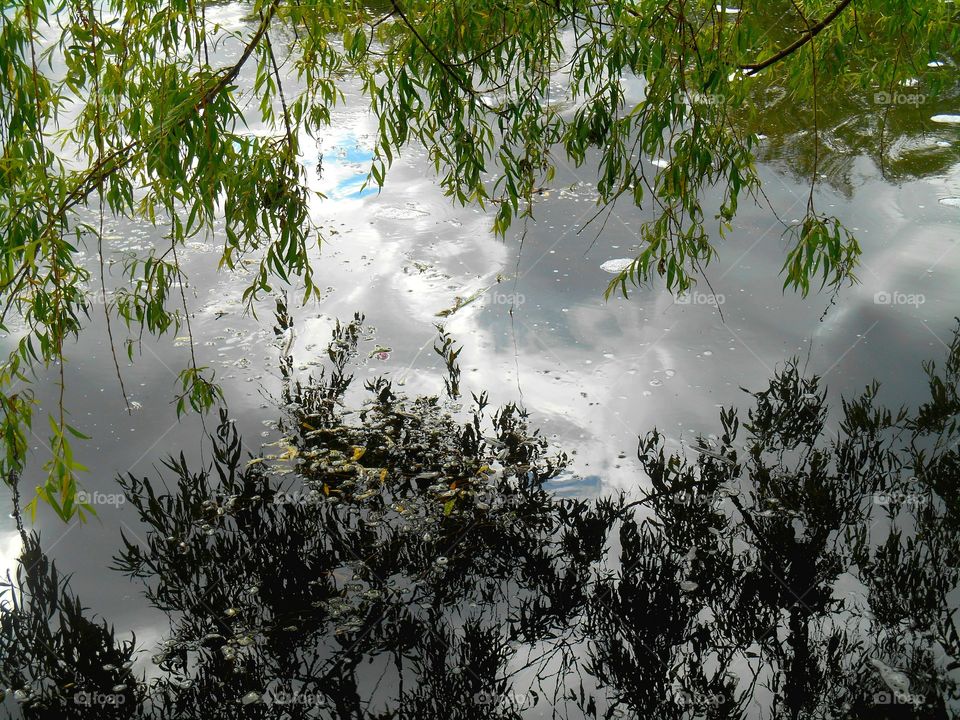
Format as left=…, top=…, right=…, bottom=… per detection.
left=739, top=0, right=855, bottom=76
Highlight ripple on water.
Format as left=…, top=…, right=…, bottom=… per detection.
left=375, top=203, right=431, bottom=220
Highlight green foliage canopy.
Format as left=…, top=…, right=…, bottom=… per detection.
left=0, top=0, right=957, bottom=518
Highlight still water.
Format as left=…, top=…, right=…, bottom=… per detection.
left=1, top=2, right=959, bottom=717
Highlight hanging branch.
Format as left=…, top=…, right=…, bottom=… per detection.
left=739, top=0, right=855, bottom=76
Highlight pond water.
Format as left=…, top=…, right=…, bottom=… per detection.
left=1, top=3, right=959, bottom=717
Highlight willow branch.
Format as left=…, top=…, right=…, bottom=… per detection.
left=739, top=0, right=855, bottom=76
left=3, top=0, right=281, bottom=259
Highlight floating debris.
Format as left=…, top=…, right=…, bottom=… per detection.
left=202, top=633, right=225, bottom=646
left=601, top=258, right=634, bottom=274
left=240, top=691, right=261, bottom=705
left=680, top=581, right=699, bottom=592
left=931, top=114, right=960, bottom=124
left=687, top=443, right=736, bottom=466
left=435, top=287, right=486, bottom=317
left=869, top=658, right=911, bottom=695
left=939, top=197, right=960, bottom=208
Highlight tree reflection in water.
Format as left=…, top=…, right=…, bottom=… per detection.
left=3, top=308, right=960, bottom=719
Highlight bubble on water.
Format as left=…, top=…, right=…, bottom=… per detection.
left=649, top=379, right=663, bottom=387
left=663, top=369, right=676, bottom=379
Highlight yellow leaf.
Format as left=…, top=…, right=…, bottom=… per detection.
left=246, top=457, right=265, bottom=467
left=379, top=468, right=387, bottom=484
left=352, top=446, right=366, bottom=461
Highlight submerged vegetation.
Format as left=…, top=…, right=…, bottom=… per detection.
left=1, top=0, right=958, bottom=516
left=3, top=314, right=960, bottom=718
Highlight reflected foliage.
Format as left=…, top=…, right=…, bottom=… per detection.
left=3, top=317, right=960, bottom=718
